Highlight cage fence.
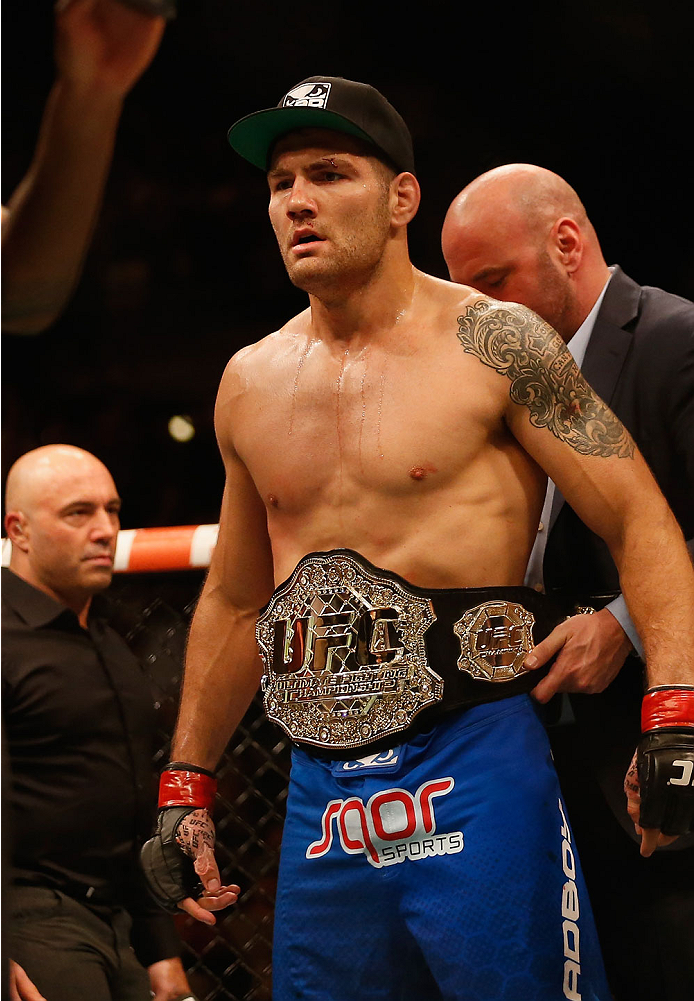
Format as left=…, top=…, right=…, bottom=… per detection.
left=106, top=571, right=291, bottom=1001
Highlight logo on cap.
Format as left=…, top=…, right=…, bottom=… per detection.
left=283, top=82, right=332, bottom=109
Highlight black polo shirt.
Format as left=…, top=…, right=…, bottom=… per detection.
left=1, top=567, right=179, bottom=966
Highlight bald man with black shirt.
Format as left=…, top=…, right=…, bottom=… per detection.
left=2, top=445, right=191, bottom=1001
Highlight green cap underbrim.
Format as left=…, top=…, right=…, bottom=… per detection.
left=227, top=107, right=376, bottom=171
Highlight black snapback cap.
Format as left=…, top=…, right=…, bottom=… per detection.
left=227, top=76, right=415, bottom=175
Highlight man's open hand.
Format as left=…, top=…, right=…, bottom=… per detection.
left=174, top=808, right=240, bottom=925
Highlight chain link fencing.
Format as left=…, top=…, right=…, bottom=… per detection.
left=106, top=571, right=291, bottom=1001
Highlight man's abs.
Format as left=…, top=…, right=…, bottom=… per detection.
left=260, top=446, right=540, bottom=584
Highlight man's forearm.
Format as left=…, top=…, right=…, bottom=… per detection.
left=2, top=79, right=122, bottom=332
left=612, top=506, right=694, bottom=687
left=172, top=585, right=265, bottom=771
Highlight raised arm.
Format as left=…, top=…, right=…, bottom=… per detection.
left=141, top=354, right=276, bottom=923
left=457, top=299, right=694, bottom=852
left=2, top=0, right=166, bottom=334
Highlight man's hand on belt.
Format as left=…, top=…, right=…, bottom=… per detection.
left=140, top=762, right=239, bottom=925
left=625, top=686, right=694, bottom=856
left=524, top=608, right=633, bottom=703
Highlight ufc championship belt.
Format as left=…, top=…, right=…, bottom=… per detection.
left=256, top=550, right=562, bottom=755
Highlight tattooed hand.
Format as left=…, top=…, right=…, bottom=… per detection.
left=174, top=808, right=215, bottom=859
left=175, top=811, right=233, bottom=898
left=624, top=751, right=678, bottom=857
left=172, top=808, right=240, bottom=924
left=457, top=301, right=634, bottom=458
left=141, top=807, right=240, bottom=923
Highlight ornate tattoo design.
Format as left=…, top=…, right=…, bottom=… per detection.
left=457, top=301, right=634, bottom=458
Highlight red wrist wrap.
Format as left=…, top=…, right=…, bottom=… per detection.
left=158, top=769, right=217, bottom=811
left=642, top=688, right=694, bottom=733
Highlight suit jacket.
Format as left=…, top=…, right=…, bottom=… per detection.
left=543, top=266, right=694, bottom=841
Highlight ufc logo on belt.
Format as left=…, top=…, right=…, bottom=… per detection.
left=273, top=608, right=404, bottom=675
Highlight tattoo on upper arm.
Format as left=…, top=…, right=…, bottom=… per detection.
left=456, top=300, right=634, bottom=458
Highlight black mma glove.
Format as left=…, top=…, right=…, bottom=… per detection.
left=636, top=685, right=694, bottom=836
left=141, top=761, right=217, bottom=911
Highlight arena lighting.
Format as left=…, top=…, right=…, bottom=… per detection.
left=168, top=414, right=195, bottom=442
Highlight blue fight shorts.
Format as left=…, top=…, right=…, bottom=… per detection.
left=273, top=694, right=610, bottom=1001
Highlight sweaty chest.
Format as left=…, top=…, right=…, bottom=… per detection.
left=233, top=351, right=499, bottom=510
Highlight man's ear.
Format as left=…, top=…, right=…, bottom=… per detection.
left=5, top=511, right=30, bottom=553
left=552, top=217, right=583, bottom=275
left=391, top=173, right=421, bottom=227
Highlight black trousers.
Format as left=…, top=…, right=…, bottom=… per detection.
left=551, top=725, right=694, bottom=1001
left=9, top=885, right=151, bottom=1001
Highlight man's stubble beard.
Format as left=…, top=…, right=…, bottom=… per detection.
left=536, top=248, right=577, bottom=341
left=279, top=188, right=392, bottom=298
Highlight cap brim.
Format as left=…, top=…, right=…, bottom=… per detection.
left=227, top=107, right=375, bottom=171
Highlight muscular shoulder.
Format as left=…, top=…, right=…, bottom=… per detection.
left=418, top=271, right=562, bottom=354
left=455, top=296, right=566, bottom=371
left=455, top=296, right=635, bottom=458
left=415, top=273, right=553, bottom=356
left=219, top=309, right=311, bottom=396
left=421, top=277, right=576, bottom=405
left=215, top=312, right=311, bottom=450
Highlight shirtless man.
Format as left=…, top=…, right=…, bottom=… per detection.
left=142, top=78, right=694, bottom=1001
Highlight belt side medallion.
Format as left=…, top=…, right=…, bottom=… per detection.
left=256, top=553, right=442, bottom=750
left=454, top=600, right=534, bottom=681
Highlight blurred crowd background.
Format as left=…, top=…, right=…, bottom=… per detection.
left=3, top=0, right=692, bottom=531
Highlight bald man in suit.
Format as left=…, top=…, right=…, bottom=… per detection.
left=442, top=164, right=694, bottom=1001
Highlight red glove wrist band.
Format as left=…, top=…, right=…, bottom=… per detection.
left=641, top=686, right=694, bottom=733
left=158, top=768, right=217, bottom=811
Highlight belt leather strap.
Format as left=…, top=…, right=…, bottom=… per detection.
left=256, top=550, right=563, bottom=756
